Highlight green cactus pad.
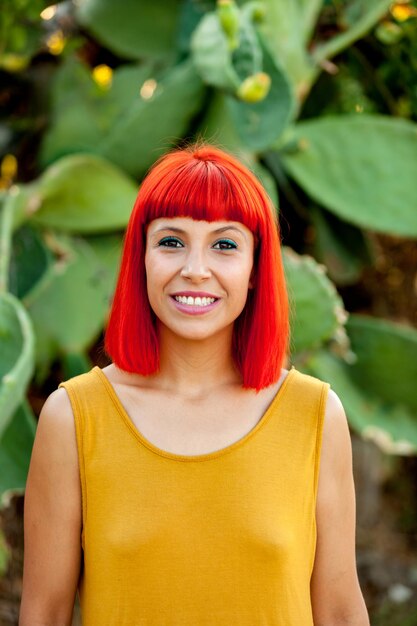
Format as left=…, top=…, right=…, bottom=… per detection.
left=306, top=343, right=417, bottom=456
left=76, top=0, right=180, bottom=61
left=280, top=115, right=417, bottom=236
left=0, top=292, right=35, bottom=439
left=0, top=399, right=36, bottom=504
left=29, top=154, right=137, bottom=234
left=27, top=233, right=122, bottom=375
left=283, top=247, right=348, bottom=356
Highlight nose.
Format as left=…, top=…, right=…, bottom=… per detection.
left=180, top=247, right=212, bottom=281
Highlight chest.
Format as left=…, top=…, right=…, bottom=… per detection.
left=111, top=382, right=282, bottom=456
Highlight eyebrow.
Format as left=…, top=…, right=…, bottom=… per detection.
left=153, top=225, right=247, bottom=240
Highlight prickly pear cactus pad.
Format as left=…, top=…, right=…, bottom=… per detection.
left=0, top=293, right=35, bottom=439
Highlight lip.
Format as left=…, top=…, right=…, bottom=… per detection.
left=169, top=295, right=222, bottom=316
left=170, top=291, right=220, bottom=298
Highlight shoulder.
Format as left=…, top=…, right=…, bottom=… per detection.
left=322, top=388, right=351, bottom=458
left=43, top=384, right=73, bottom=409
left=34, top=387, right=78, bottom=465
left=39, top=387, right=74, bottom=431
left=25, top=388, right=80, bottom=522
left=319, top=388, right=353, bottom=491
left=292, top=369, right=348, bottom=434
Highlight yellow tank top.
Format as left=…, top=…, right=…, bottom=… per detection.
left=58, top=365, right=329, bottom=626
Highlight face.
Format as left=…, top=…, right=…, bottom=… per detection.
left=144, top=217, right=255, bottom=341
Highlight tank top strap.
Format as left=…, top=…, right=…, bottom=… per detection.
left=58, top=367, right=103, bottom=550
left=283, top=367, right=330, bottom=415
left=278, top=367, right=330, bottom=501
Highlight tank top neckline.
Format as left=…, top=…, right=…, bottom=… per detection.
left=92, top=365, right=297, bottom=462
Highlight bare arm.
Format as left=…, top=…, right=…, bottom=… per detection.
left=19, top=388, right=82, bottom=626
left=311, top=389, right=370, bottom=626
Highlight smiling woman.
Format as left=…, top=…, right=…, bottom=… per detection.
left=104, top=142, right=289, bottom=390
left=19, top=142, right=369, bottom=626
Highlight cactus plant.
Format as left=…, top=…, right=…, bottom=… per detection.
left=2, top=0, right=417, bottom=513
left=28, top=154, right=138, bottom=233
left=0, top=293, right=35, bottom=439
left=282, top=247, right=348, bottom=356
left=0, top=400, right=36, bottom=500
left=27, top=233, right=122, bottom=382
left=279, top=115, right=417, bottom=236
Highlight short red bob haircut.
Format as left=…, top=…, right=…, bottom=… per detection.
left=104, top=142, right=290, bottom=391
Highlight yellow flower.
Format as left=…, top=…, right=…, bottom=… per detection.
left=0, top=154, right=18, bottom=189
left=390, top=3, right=417, bottom=21
left=46, top=30, right=65, bottom=55
left=92, top=64, right=113, bottom=90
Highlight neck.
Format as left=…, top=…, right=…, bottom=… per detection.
left=155, top=324, right=241, bottom=397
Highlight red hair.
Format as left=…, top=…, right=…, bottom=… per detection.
left=104, top=142, right=289, bottom=391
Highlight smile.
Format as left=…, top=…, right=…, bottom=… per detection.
left=169, top=295, right=221, bottom=315
left=174, top=295, right=217, bottom=306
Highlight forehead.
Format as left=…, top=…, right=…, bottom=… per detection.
left=146, top=217, right=253, bottom=239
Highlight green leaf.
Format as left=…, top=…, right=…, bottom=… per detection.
left=177, top=0, right=215, bottom=55
left=0, top=189, right=13, bottom=293
left=251, top=161, right=278, bottom=210
left=280, top=115, right=417, bottom=236
left=282, top=247, right=347, bottom=355
left=9, top=223, right=53, bottom=300
left=40, top=58, right=155, bottom=168
left=0, top=399, right=36, bottom=504
left=5, top=184, right=35, bottom=233
left=39, top=59, right=104, bottom=167
left=28, top=233, right=122, bottom=358
left=195, top=92, right=278, bottom=207
left=196, top=90, right=251, bottom=153
left=75, top=0, right=181, bottom=61
left=310, top=206, right=374, bottom=286
left=98, top=60, right=206, bottom=177
left=29, top=154, right=137, bottom=234
left=256, top=0, right=311, bottom=93
left=0, top=292, right=35, bottom=439
left=226, top=33, right=294, bottom=151
left=306, top=343, right=417, bottom=456
left=258, top=0, right=391, bottom=100
left=191, top=12, right=240, bottom=91
left=297, top=0, right=325, bottom=44
left=61, top=352, right=93, bottom=380
left=346, top=315, right=417, bottom=414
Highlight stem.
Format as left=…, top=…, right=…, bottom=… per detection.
left=312, top=1, right=392, bottom=65
left=0, top=193, right=14, bottom=293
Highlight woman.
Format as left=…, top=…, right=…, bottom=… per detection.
left=20, top=143, right=369, bottom=625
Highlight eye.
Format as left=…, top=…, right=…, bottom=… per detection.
left=213, top=239, right=238, bottom=250
left=157, top=237, right=183, bottom=248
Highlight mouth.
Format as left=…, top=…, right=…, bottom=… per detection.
left=169, top=295, right=221, bottom=315
left=171, top=294, right=219, bottom=304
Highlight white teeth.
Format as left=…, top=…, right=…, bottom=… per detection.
left=174, top=295, right=216, bottom=306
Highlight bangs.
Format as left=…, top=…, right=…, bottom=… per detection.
left=137, top=148, right=274, bottom=242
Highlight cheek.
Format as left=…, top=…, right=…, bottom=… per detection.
left=227, top=265, right=254, bottom=300
left=145, top=253, right=169, bottom=278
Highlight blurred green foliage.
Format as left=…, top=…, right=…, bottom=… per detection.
left=1, top=0, right=417, bottom=509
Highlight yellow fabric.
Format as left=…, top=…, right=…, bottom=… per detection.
left=58, top=365, right=330, bottom=626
